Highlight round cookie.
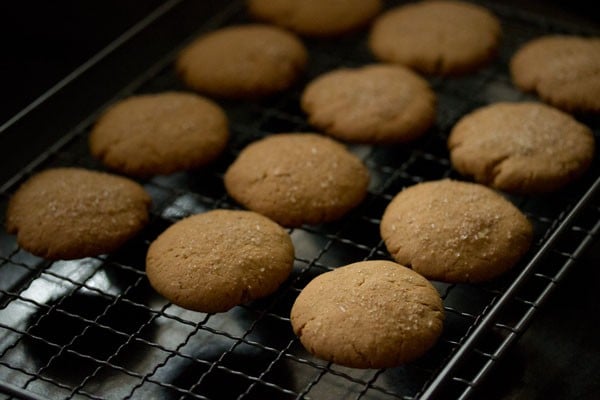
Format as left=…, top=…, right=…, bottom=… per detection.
left=369, top=0, right=501, bottom=75
left=90, top=92, right=229, bottom=177
left=510, top=35, right=600, bottom=113
left=380, top=180, right=532, bottom=283
left=224, top=133, right=370, bottom=227
left=146, top=210, right=294, bottom=313
left=448, top=102, right=595, bottom=194
left=291, top=260, right=444, bottom=368
left=247, top=0, right=382, bottom=37
left=6, top=168, right=151, bottom=260
left=301, top=64, right=436, bottom=144
left=176, top=24, right=307, bottom=99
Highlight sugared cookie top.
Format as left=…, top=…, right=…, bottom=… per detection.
left=176, top=24, right=308, bottom=99
left=510, top=35, right=600, bottom=113
left=224, top=133, right=370, bottom=227
left=301, top=64, right=436, bottom=144
left=90, top=92, right=229, bottom=177
left=146, top=210, right=294, bottom=313
left=6, top=168, right=151, bottom=260
left=247, top=0, right=382, bottom=37
left=369, top=0, right=501, bottom=75
left=291, top=260, right=444, bottom=368
left=449, top=102, right=595, bottom=193
left=380, top=180, right=532, bottom=283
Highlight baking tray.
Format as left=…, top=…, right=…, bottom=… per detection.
left=0, top=1, right=599, bottom=399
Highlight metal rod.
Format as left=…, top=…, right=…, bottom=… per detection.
left=420, top=176, right=600, bottom=399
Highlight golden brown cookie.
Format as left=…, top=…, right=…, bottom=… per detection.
left=176, top=24, right=308, bottom=99
left=380, top=180, right=532, bottom=283
left=89, top=92, right=229, bottom=177
left=301, top=64, right=436, bottom=144
left=247, top=0, right=382, bottom=37
left=224, top=133, right=370, bottom=227
left=510, top=35, right=600, bottom=113
left=146, top=210, right=294, bottom=313
left=6, top=168, right=151, bottom=260
left=448, top=102, right=595, bottom=194
left=369, top=0, right=501, bottom=75
left=291, top=260, right=444, bottom=368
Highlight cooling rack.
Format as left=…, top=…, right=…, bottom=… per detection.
left=0, top=1, right=599, bottom=399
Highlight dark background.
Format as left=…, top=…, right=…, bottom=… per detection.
left=0, top=0, right=164, bottom=125
left=0, top=0, right=598, bottom=127
left=0, top=1, right=598, bottom=399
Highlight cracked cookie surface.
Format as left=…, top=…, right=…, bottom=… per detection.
left=380, top=180, right=532, bottom=283
left=90, top=92, right=229, bottom=177
left=290, top=260, right=444, bottom=368
left=448, top=102, right=595, bottom=194
left=146, top=210, right=294, bottom=313
left=6, top=168, right=151, bottom=260
left=369, top=0, right=501, bottom=75
left=176, top=24, right=307, bottom=99
left=301, top=64, right=436, bottom=144
left=510, top=35, right=600, bottom=113
left=224, top=133, right=370, bottom=227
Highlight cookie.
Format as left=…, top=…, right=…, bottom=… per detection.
left=380, top=180, right=532, bottom=283
left=6, top=168, right=151, bottom=260
left=448, top=102, right=595, bottom=194
left=146, top=210, right=294, bottom=313
left=510, top=35, right=600, bottom=113
left=301, top=64, right=436, bottom=144
left=291, top=260, right=444, bottom=368
left=90, top=92, right=229, bottom=177
left=176, top=24, right=307, bottom=99
left=369, top=0, right=501, bottom=75
left=247, top=0, right=382, bottom=37
left=224, top=133, right=370, bottom=227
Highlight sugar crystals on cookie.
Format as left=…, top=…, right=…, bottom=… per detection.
left=146, top=210, right=294, bottom=313
left=380, top=179, right=532, bottom=283
left=448, top=102, right=595, bottom=194
left=6, top=168, right=151, bottom=260
left=510, top=35, right=600, bottom=114
left=224, top=133, right=370, bottom=227
left=301, top=64, right=436, bottom=144
left=291, top=260, right=444, bottom=368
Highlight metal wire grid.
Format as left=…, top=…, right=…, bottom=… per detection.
left=0, top=1, right=599, bottom=399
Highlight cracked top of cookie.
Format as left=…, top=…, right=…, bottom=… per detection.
left=224, top=133, right=370, bottom=227
left=290, top=260, right=444, bottom=368
left=146, top=209, right=294, bottom=313
left=448, top=102, right=595, bottom=194
left=380, top=179, right=533, bottom=283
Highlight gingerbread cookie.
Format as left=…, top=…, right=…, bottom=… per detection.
left=247, top=0, right=382, bottom=37
left=380, top=180, right=532, bottom=283
left=146, top=210, right=294, bottom=313
left=301, top=64, right=436, bottom=143
left=224, top=133, right=370, bottom=227
left=90, top=92, right=229, bottom=177
left=369, top=0, right=501, bottom=75
left=449, top=102, right=595, bottom=193
left=510, top=35, right=600, bottom=113
left=291, top=260, right=444, bottom=368
left=176, top=24, right=307, bottom=99
left=6, top=168, right=151, bottom=260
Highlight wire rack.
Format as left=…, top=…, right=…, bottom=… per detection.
left=1, top=1, right=599, bottom=399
